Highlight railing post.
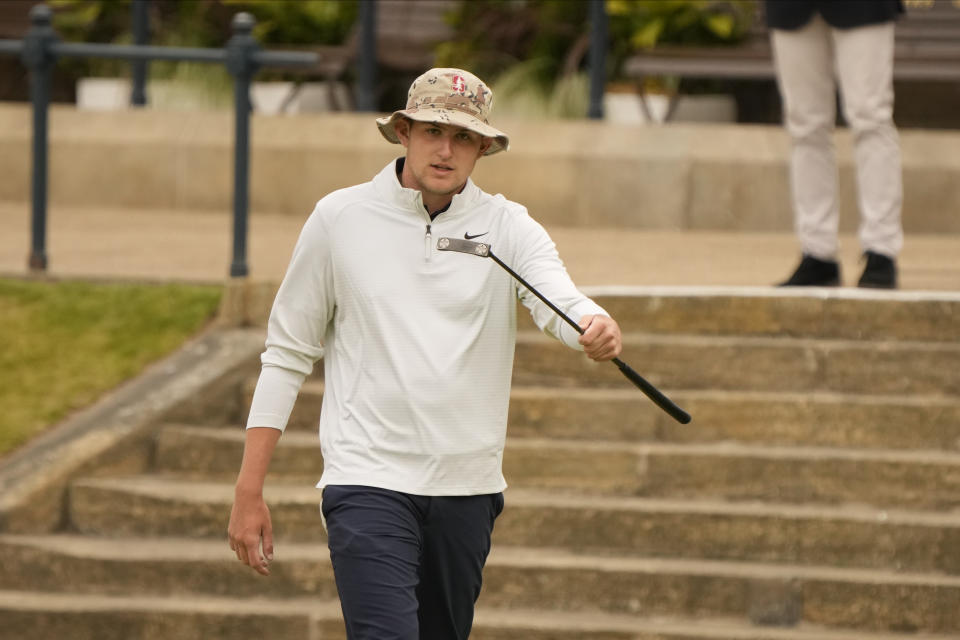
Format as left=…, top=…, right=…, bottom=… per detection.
left=21, top=4, right=58, bottom=272
left=588, top=0, right=607, bottom=120
left=130, top=0, right=150, bottom=106
left=355, top=0, right=377, bottom=112
left=225, top=12, right=260, bottom=279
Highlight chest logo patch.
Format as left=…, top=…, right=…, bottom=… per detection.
left=464, top=231, right=488, bottom=240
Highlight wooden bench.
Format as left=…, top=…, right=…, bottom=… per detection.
left=622, top=0, right=960, bottom=121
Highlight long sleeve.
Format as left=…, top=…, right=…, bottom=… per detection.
left=246, top=204, right=336, bottom=432
left=508, top=212, right=607, bottom=350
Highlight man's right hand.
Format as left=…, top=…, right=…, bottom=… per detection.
left=227, top=426, right=282, bottom=576
left=228, top=489, right=274, bottom=576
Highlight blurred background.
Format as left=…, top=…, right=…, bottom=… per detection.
left=0, top=0, right=957, bottom=128
left=2, top=7, right=960, bottom=639
left=0, top=0, right=958, bottom=286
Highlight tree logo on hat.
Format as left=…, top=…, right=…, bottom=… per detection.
left=451, top=74, right=467, bottom=94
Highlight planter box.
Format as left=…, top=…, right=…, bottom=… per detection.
left=604, top=90, right=736, bottom=125
left=77, top=77, right=232, bottom=111
left=250, top=81, right=351, bottom=114
left=76, top=78, right=349, bottom=114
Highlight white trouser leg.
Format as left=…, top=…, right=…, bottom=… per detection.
left=832, top=20, right=903, bottom=258
left=771, top=14, right=839, bottom=261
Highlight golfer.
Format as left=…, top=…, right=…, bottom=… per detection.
left=228, top=67, right=623, bottom=640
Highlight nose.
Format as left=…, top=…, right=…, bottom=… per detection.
left=437, top=133, right=453, bottom=158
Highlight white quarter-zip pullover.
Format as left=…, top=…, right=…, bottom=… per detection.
left=246, top=159, right=607, bottom=495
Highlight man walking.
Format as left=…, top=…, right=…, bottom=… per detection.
left=228, top=67, right=622, bottom=639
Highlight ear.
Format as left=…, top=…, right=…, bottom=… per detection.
left=394, top=118, right=411, bottom=148
left=478, top=137, right=493, bottom=157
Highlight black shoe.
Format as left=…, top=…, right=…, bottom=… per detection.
left=857, top=250, right=897, bottom=289
left=778, top=255, right=841, bottom=287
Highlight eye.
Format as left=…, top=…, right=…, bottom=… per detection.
left=456, top=132, right=473, bottom=142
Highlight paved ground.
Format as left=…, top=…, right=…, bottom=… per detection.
left=1, top=201, right=958, bottom=291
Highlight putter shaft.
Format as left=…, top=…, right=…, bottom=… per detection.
left=437, top=237, right=691, bottom=424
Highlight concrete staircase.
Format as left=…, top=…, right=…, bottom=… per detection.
left=2, top=291, right=960, bottom=639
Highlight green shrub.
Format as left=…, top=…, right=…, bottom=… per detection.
left=46, top=0, right=356, bottom=92
left=435, top=0, right=757, bottom=113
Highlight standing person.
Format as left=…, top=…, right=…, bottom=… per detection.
left=767, top=0, right=904, bottom=288
left=227, top=68, right=623, bottom=640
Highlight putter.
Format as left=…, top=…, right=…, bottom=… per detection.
left=437, top=237, right=691, bottom=425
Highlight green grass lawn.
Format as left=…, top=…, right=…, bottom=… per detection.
left=0, top=278, right=223, bottom=457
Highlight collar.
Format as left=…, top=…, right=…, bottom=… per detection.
left=395, top=158, right=451, bottom=219
left=373, top=157, right=480, bottom=220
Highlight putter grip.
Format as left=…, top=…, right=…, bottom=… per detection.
left=612, top=358, right=691, bottom=424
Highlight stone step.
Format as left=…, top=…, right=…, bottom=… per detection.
left=0, top=534, right=337, bottom=601
left=0, top=591, right=337, bottom=640
left=250, top=381, right=960, bottom=452
left=67, top=477, right=960, bottom=574
left=6, top=589, right=957, bottom=640
left=509, top=388, right=960, bottom=451
left=496, top=491, right=960, bottom=574
left=573, top=291, right=960, bottom=342
left=241, top=333, right=960, bottom=398
left=155, top=425, right=960, bottom=509
left=512, top=332, right=960, bottom=395
left=155, top=425, right=316, bottom=482
left=3, top=535, right=960, bottom=634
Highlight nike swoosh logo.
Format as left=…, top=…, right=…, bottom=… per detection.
left=464, top=231, right=488, bottom=240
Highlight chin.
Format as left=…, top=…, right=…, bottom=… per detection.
left=426, top=178, right=459, bottom=194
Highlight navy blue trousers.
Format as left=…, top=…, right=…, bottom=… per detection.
left=321, top=484, right=504, bottom=640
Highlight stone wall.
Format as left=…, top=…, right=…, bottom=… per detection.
left=0, top=104, right=957, bottom=233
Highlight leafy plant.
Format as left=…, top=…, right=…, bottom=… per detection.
left=435, top=0, right=589, bottom=91
left=223, top=0, right=357, bottom=47
left=49, top=0, right=139, bottom=79
left=606, top=0, right=757, bottom=92
left=607, top=0, right=755, bottom=52
left=45, top=0, right=357, bottom=95
left=50, top=0, right=356, bottom=49
left=435, top=0, right=757, bottom=117
left=49, top=0, right=132, bottom=45
left=490, top=57, right=589, bottom=120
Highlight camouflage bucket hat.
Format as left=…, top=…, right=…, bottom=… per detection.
left=376, top=68, right=509, bottom=156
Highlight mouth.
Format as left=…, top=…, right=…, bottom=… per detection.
left=431, top=163, right=454, bottom=174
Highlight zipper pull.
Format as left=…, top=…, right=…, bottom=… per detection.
left=424, top=224, right=432, bottom=261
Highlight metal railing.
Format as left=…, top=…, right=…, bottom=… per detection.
left=0, top=1, right=610, bottom=277
left=0, top=3, right=319, bottom=278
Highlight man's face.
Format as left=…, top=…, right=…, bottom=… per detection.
left=395, top=119, right=492, bottom=202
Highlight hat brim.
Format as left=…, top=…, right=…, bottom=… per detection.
left=376, top=109, right=509, bottom=156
